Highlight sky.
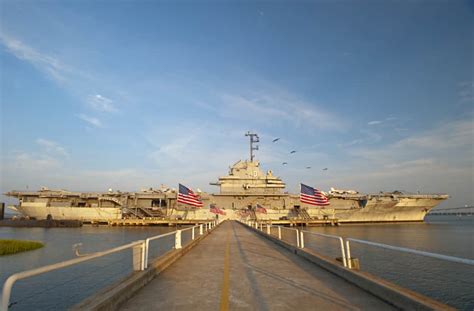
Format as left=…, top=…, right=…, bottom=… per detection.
left=0, top=0, right=473, bottom=209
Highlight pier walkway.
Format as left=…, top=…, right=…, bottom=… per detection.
left=120, top=221, right=394, bottom=310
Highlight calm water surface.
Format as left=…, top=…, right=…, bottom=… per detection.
left=304, top=215, right=474, bottom=310
left=0, top=225, right=179, bottom=310
left=1, top=217, right=473, bottom=310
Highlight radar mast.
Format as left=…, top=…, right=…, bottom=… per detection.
left=245, top=131, right=259, bottom=162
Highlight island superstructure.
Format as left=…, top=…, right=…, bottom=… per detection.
left=5, top=132, right=448, bottom=223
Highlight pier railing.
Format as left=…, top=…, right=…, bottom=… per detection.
left=1, top=220, right=218, bottom=311
left=244, top=220, right=474, bottom=270
left=300, top=230, right=347, bottom=267
left=246, top=221, right=347, bottom=267
left=345, top=238, right=474, bottom=268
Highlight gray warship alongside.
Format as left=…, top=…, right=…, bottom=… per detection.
left=5, top=133, right=448, bottom=223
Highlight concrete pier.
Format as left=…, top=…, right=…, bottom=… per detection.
left=120, top=221, right=394, bottom=310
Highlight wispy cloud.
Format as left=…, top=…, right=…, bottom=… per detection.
left=3, top=139, right=68, bottom=173
left=349, top=119, right=473, bottom=163
left=1, top=32, right=119, bottom=118
left=384, top=158, right=435, bottom=169
left=340, top=129, right=382, bottom=147
left=458, top=81, right=474, bottom=102
left=368, top=120, right=382, bottom=125
left=77, top=114, right=103, bottom=128
left=0, top=31, right=70, bottom=82
left=87, top=94, right=117, bottom=112
left=36, top=138, right=68, bottom=157
left=217, top=92, right=344, bottom=130
left=10, top=152, right=62, bottom=171
left=395, top=119, right=472, bottom=150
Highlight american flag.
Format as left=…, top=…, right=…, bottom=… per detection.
left=210, top=204, right=226, bottom=215
left=256, top=203, right=267, bottom=214
left=239, top=210, right=250, bottom=217
left=177, top=184, right=203, bottom=208
left=300, top=183, right=330, bottom=206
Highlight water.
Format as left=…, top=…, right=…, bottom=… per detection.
left=0, top=225, right=179, bottom=310
left=1, top=217, right=473, bottom=310
left=304, top=215, right=474, bottom=310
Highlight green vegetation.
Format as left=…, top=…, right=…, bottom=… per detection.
left=0, top=239, right=44, bottom=256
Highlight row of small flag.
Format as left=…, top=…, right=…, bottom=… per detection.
left=177, top=183, right=330, bottom=209
left=177, top=184, right=227, bottom=215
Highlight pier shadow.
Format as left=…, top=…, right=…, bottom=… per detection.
left=230, top=222, right=387, bottom=309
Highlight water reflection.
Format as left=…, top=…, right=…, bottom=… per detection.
left=0, top=226, right=177, bottom=310
left=306, top=216, right=474, bottom=310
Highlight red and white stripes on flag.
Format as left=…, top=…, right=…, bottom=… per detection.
left=256, top=203, right=267, bottom=214
left=177, top=183, right=203, bottom=208
left=210, top=204, right=226, bottom=215
left=300, top=183, right=330, bottom=206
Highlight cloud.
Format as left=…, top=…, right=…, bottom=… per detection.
left=341, top=139, right=364, bottom=147
left=395, top=119, right=473, bottom=150
left=87, top=94, right=117, bottom=112
left=1, top=32, right=119, bottom=118
left=9, top=152, right=62, bottom=171
left=368, top=120, right=382, bottom=125
left=218, top=92, right=343, bottom=130
left=339, top=129, right=382, bottom=148
left=36, top=138, right=68, bottom=157
left=384, top=158, right=436, bottom=169
left=77, top=114, right=103, bottom=127
left=459, top=81, right=474, bottom=102
left=0, top=31, right=70, bottom=82
left=351, top=119, right=473, bottom=161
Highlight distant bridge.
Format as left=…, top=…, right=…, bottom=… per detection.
left=429, top=206, right=473, bottom=215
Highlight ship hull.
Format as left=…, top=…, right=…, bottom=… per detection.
left=10, top=197, right=444, bottom=223
left=14, top=204, right=122, bottom=221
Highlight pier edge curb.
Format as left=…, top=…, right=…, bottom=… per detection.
left=71, top=221, right=224, bottom=311
left=239, top=221, right=454, bottom=311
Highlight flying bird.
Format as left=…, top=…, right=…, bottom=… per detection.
left=272, top=138, right=280, bottom=143
left=282, top=162, right=288, bottom=165
left=306, top=166, right=311, bottom=169
left=290, top=150, right=296, bottom=154
left=322, top=168, right=328, bottom=171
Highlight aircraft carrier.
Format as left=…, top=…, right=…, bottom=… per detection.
left=5, top=132, right=448, bottom=224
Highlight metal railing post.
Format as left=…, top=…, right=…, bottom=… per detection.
left=200, top=224, right=203, bottom=235
left=192, top=227, right=195, bottom=240
left=296, top=230, right=300, bottom=248
left=278, top=226, right=281, bottom=240
left=299, top=230, right=348, bottom=268
left=141, top=241, right=146, bottom=270
left=266, top=224, right=270, bottom=235
left=175, top=230, right=182, bottom=249
left=132, top=241, right=145, bottom=271
left=145, top=239, right=150, bottom=269
left=339, top=238, right=347, bottom=268
left=2, top=275, right=16, bottom=311
left=346, top=240, right=352, bottom=269
left=300, top=231, right=305, bottom=248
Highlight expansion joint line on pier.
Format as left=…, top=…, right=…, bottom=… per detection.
left=219, top=230, right=231, bottom=311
